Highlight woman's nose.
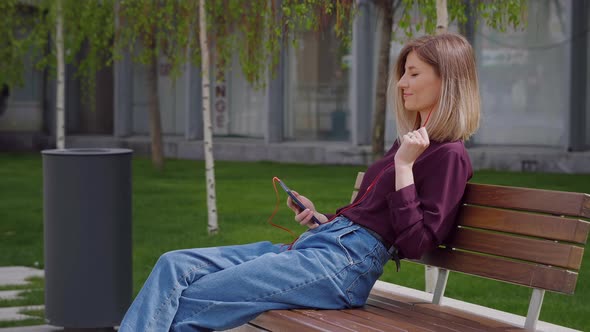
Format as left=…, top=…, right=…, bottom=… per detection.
left=397, top=76, right=408, bottom=88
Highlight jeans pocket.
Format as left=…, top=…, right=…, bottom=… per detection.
left=345, top=254, right=384, bottom=307
left=337, top=225, right=378, bottom=265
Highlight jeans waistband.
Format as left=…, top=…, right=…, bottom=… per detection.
left=357, top=224, right=401, bottom=272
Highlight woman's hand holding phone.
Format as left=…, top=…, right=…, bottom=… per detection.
left=287, top=191, right=328, bottom=229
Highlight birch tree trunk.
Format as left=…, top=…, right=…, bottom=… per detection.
left=436, top=0, right=448, bottom=34
left=55, top=0, right=65, bottom=149
left=199, top=0, right=219, bottom=235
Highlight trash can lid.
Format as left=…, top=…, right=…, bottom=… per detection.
left=41, top=148, right=133, bottom=156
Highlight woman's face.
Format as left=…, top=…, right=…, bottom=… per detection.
left=397, top=51, right=441, bottom=115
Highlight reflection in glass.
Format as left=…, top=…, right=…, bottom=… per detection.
left=284, top=22, right=351, bottom=142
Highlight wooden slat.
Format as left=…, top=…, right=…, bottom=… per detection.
left=583, top=194, right=590, bottom=218
left=294, top=309, right=406, bottom=332
left=366, top=296, right=496, bottom=332
left=251, top=310, right=345, bottom=331
left=351, top=191, right=358, bottom=203
left=457, top=205, right=590, bottom=244
left=232, top=324, right=267, bottom=332
left=351, top=172, right=365, bottom=202
left=342, top=308, right=435, bottom=332
left=363, top=304, right=460, bottom=332
left=415, top=249, right=579, bottom=294
left=354, top=172, right=365, bottom=190
left=368, top=294, right=512, bottom=332
left=415, top=303, right=522, bottom=330
left=369, top=286, right=430, bottom=306
left=446, top=227, right=585, bottom=270
left=464, top=183, right=589, bottom=218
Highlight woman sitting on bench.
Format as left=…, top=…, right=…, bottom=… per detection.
left=120, top=32, right=481, bottom=332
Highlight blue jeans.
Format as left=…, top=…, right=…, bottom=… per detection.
left=119, top=217, right=391, bottom=331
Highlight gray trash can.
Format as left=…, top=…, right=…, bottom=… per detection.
left=42, top=148, right=132, bottom=329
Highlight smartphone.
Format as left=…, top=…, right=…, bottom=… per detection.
left=277, top=179, right=322, bottom=225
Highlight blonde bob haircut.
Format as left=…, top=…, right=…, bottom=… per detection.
left=389, top=33, right=480, bottom=142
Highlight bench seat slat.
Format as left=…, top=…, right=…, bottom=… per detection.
left=363, top=304, right=460, bottom=332
left=254, top=307, right=435, bottom=332
left=464, top=184, right=590, bottom=218
left=447, top=227, right=585, bottom=270
left=250, top=309, right=343, bottom=331
left=366, top=296, right=498, bottom=332
left=369, top=287, right=520, bottom=330
left=458, top=205, right=590, bottom=244
left=341, top=308, right=434, bottom=332
left=294, top=309, right=405, bottom=332
left=416, top=303, right=521, bottom=330
left=416, top=249, right=578, bottom=294
left=368, top=294, right=514, bottom=332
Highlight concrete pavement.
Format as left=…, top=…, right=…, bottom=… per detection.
left=0, top=266, right=49, bottom=331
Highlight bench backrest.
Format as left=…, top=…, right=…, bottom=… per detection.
left=352, top=172, right=590, bottom=295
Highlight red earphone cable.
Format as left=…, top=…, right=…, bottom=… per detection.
left=327, top=161, right=397, bottom=223
left=267, top=177, right=298, bottom=240
left=423, top=109, right=433, bottom=127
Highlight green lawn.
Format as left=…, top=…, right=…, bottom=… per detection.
left=0, top=153, right=589, bottom=329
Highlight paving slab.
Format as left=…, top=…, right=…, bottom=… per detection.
left=0, top=306, right=44, bottom=321
left=0, top=326, right=120, bottom=332
left=0, top=325, right=62, bottom=332
left=0, top=268, right=44, bottom=286
left=0, top=291, right=22, bottom=301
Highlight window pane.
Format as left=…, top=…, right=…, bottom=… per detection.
left=475, top=0, right=571, bottom=147
left=225, top=53, right=265, bottom=138
left=284, top=26, right=351, bottom=141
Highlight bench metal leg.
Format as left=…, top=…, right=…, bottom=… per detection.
left=425, top=265, right=439, bottom=293
left=524, top=288, right=545, bottom=331
left=432, top=268, right=449, bottom=305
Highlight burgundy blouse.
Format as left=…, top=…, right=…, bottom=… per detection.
left=326, top=140, right=472, bottom=259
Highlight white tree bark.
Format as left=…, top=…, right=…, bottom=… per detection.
left=436, top=0, right=448, bottom=35
left=55, top=0, right=65, bottom=149
left=199, top=0, right=219, bottom=235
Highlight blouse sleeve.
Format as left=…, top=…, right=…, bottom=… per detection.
left=385, top=150, right=471, bottom=259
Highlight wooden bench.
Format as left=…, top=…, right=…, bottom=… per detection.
left=235, top=172, right=589, bottom=331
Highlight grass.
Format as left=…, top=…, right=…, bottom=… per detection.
left=0, top=152, right=589, bottom=330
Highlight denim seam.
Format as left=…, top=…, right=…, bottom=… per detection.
left=337, top=225, right=361, bottom=265
left=344, top=244, right=381, bottom=307
left=146, top=260, right=214, bottom=331
left=189, top=272, right=337, bottom=320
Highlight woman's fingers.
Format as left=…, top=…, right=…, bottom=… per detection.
left=286, top=191, right=301, bottom=212
left=286, top=190, right=320, bottom=228
left=404, top=129, right=430, bottom=147
left=396, top=128, right=431, bottom=168
left=417, top=127, right=429, bottom=142
left=294, top=208, right=311, bottom=222
left=295, top=209, right=317, bottom=228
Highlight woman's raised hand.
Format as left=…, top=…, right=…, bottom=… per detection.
left=395, top=127, right=430, bottom=168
